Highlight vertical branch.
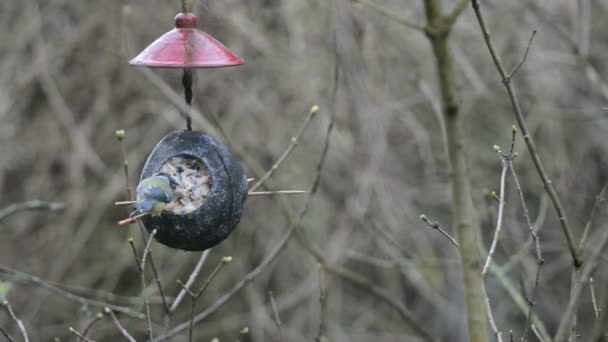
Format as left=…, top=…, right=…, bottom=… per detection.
left=421, top=0, right=488, bottom=340
left=140, top=229, right=158, bottom=342
left=481, top=282, right=503, bottom=341
left=315, top=265, right=328, bottom=342
left=268, top=291, right=283, bottom=342
left=170, top=250, right=211, bottom=312
left=116, top=130, right=171, bottom=316
left=469, top=0, right=582, bottom=267
left=177, top=256, right=231, bottom=342
left=510, top=159, right=545, bottom=340
left=482, top=155, right=508, bottom=275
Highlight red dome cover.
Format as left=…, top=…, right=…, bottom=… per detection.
left=129, top=13, right=245, bottom=68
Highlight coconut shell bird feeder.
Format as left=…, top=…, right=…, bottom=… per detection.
left=129, top=10, right=248, bottom=251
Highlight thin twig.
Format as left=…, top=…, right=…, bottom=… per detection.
left=116, top=130, right=132, bottom=199
left=531, top=325, right=545, bottom=342
left=81, top=313, right=104, bottom=342
left=444, top=0, right=469, bottom=27
left=105, top=308, right=136, bottom=342
left=481, top=282, right=503, bottom=342
left=127, top=238, right=142, bottom=272
left=590, top=277, right=600, bottom=320
left=0, top=266, right=143, bottom=319
left=482, top=153, right=509, bottom=276
left=1, top=301, right=27, bottom=342
left=554, top=205, right=608, bottom=341
left=170, top=250, right=210, bottom=312
left=578, top=184, right=608, bottom=253
left=0, top=200, right=64, bottom=222
left=0, top=324, right=16, bottom=342
left=177, top=257, right=231, bottom=342
left=249, top=106, right=318, bottom=192
left=140, top=229, right=158, bottom=342
left=419, top=214, right=460, bottom=250
left=508, top=31, right=537, bottom=80
left=351, top=0, right=426, bottom=32
left=268, top=291, right=283, bottom=342
left=248, top=190, right=307, bottom=196
left=510, top=160, right=544, bottom=340
left=69, top=327, right=95, bottom=342
left=116, top=129, right=170, bottom=317
left=470, top=0, right=582, bottom=267
left=316, top=265, right=327, bottom=342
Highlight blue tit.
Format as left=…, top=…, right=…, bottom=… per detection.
left=134, top=172, right=176, bottom=216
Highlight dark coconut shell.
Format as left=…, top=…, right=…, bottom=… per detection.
left=139, top=130, right=248, bottom=251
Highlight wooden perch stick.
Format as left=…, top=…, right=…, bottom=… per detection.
left=115, top=201, right=138, bottom=206
left=118, top=212, right=150, bottom=226
left=248, top=190, right=307, bottom=196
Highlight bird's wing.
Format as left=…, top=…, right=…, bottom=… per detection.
left=137, top=184, right=172, bottom=203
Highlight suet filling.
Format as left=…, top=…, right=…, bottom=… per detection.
left=160, top=155, right=211, bottom=214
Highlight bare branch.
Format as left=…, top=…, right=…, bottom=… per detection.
left=590, top=277, right=600, bottom=320
left=578, top=183, right=608, bottom=253
left=510, top=160, right=544, bottom=340
left=554, top=206, right=608, bottom=341
left=170, top=250, right=210, bottom=312
left=268, top=291, right=283, bottom=341
left=0, top=324, right=16, bottom=342
left=482, top=154, right=509, bottom=275
left=249, top=105, right=318, bottom=192
left=470, top=0, right=582, bottom=267
left=0, top=265, right=144, bottom=319
left=507, top=31, right=537, bottom=80
left=140, top=229, right=158, bottom=342
left=481, top=283, right=503, bottom=342
left=419, top=214, right=460, bottom=250
left=69, top=327, right=95, bottom=342
left=315, top=265, right=328, bottom=342
left=0, top=200, right=64, bottom=222
left=1, top=301, right=28, bottom=342
left=105, top=308, right=136, bottom=342
left=80, top=313, right=104, bottom=342
left=444, top=0, right=469, bottom=27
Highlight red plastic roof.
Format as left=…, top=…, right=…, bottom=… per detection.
left=129, top=13, right=245, bottom=68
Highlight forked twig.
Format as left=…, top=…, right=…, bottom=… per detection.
left=68, top=327, right=95, bottom=342
left=470, top=0, right=582, bottom=267
left=176, top=256, right=232, bottom=342
left=80, top=313, right=104, bottom=342
left=170, top=250, right=211, bottom=312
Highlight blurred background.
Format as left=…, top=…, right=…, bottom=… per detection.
left=1, top=0, right=608, bottom=341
